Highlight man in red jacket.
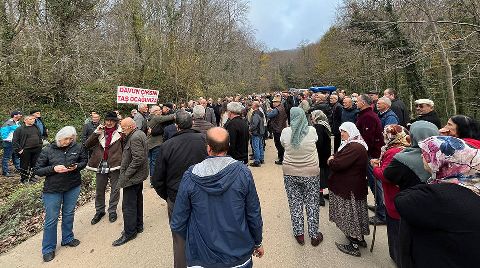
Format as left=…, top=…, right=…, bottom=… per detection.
left=356, top=94, right=386, bottom=225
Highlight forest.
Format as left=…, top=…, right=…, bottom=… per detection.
left=1, top=0, right=479, bottom=125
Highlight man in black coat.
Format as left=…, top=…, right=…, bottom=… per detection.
left=224, top=102, right=249, bottom=164
left=410, top=99, right=442, bottom=129
left=152, top=111, right=208, bottom=268
left=329, top=94, right=343, bottom=152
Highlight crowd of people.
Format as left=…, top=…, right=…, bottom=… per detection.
left=1, top=89, right=480, bottom=267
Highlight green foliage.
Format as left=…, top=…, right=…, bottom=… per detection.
left=0, top=170, right=96, bottom=253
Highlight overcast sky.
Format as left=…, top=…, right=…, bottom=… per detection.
left=247, top=0, right=342, bottom=50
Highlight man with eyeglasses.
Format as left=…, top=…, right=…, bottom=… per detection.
left=410, top=99, right=442, bottom=129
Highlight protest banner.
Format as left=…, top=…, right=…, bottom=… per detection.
left=116, top=86, right=159, bottom=104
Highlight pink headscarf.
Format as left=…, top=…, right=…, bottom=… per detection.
left=419, top=136, right=480, bottom=196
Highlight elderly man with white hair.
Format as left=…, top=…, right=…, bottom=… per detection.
left=199, top=98, right=217, bottom=125
left=191, top=105, right=214, bottom=134
left=133, top=103, right=149, bottom=133
left=377, top=97, right=399, bottom=128
left=410, top=99, right=442, bottom=128
left=224, top=102, right=249, bottom=164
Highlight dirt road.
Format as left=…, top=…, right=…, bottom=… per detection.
left=0, top=139, right=394, bottom=267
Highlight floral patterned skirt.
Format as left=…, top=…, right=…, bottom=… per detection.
left=329, top=192, right=370, bottom=238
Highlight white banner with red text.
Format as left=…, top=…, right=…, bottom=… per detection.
left=116, top=86, right=159, bottom=104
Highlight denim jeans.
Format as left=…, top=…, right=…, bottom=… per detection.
left=42, top=185, right=81, bottom=255
left=2, top=141, right=20, bottom=175
left=149, top=146, right=161, bottom=178
left=367, top=158, right=386, bottom=221
left=251, top=135, right=264, bottom=164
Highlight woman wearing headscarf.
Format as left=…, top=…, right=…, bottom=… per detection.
left=311, top=110, right=331, bottom=206
left=371, top=125, right=410, bottom=265
left=439, top=115, right=480, bottom=148
left=280, top=107, right=322, bottom=246
left=395, top=136, right=480, bottom=267
left=383, top=121, right=438, bottom=267
left=328, top=122, right=369, bottom=257
left=35, top=126, right=88, bottom=262
left=384, top=121, right=439, bottom=190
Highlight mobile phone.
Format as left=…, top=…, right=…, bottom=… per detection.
left=66, top=163, right=77, bottom=168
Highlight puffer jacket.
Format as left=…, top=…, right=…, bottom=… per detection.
left=35, top=142, right=88, bottom=193
left=84, top=126, right=123, bottom=172
left=117, top=129, right=148, bottom=189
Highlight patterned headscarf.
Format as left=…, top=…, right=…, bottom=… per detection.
left=289, top=107, right=309, bottom=149
left=380, top=124, right=410, bottom=159
left=311, top=110, right=331, bottom=133
left=419, top=136, right=480, bottom=196
left=338, top=122, right=368, bottom=152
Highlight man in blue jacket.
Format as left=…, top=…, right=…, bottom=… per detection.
left=377, top=97, right=399, bottom=128
left=171, top=127, right=264, bottom=268
left=1, top=110, right=22, bottom=176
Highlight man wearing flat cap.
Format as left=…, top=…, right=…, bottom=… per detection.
left=410, top=99, right=441, bottom=129
left=85, top=111, right=123, bottom=225
left=267, top=96, right=287, bottom=165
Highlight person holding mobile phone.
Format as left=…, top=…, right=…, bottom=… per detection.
left=34, top=126, right=88, bottom=262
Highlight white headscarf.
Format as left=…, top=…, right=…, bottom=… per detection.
left=338, top=122, right=368, bottom=152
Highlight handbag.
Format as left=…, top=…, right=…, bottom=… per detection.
left=97, top=159, right=110, bottom=174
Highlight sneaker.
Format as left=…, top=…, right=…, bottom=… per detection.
left=336, top=241, right=361, bottom=257
left=43, top=251, right=55, bottom=262
left=274, top=160, right=283, bottom=165
left=369, top=216, right=386, bottom=225
left=61, top=238, right=80, bottom=247
left=249, top=162, right=261, bottom=167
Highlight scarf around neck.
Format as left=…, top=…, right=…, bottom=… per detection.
left=103, top=126, right=116, bottom=160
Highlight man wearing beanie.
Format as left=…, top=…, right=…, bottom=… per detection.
left=85, top=111, right=123, bottom=224
left=1, top=110, right=22, bottom=176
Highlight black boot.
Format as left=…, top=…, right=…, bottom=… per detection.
left=319, top=193, right=325, bottom=207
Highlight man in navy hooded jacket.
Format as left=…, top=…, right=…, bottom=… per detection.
left=171, top=127, right=264, bottom=268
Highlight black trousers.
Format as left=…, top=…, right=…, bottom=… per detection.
left=122, top=182, right=143, bottom=238
left=387, top=214, right=400, bottom=266
left=273, top=132, right=284, bottom=162
left=19, top=147, right=42, bottom=182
